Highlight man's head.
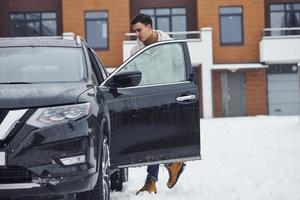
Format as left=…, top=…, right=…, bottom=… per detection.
left=131, top=13, right=153, bottom=42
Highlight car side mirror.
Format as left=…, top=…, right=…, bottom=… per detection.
left=108, top=70, right=142, bottom=88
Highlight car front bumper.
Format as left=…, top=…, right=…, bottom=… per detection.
left=0, top=117, right=100, bottom=198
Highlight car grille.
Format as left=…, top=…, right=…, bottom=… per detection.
left=0, top=166, right=32, bottom=184
left=0, top=109, right=35, bottom=148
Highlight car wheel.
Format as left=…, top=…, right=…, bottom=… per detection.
left=110, top=168, right=128, bottom=192
left=77, top=136, right=110, bottom=200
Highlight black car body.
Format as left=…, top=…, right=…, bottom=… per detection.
left=0, top=34, right=201, bottom=199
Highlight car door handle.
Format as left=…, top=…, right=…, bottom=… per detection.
left=176, top=94, right=196, bottom=102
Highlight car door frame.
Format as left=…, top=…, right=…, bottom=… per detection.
left=100, top=40, right=201, bottom=168
left=102, top=40, right=194, bottom=84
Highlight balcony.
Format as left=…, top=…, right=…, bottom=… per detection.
left=260, top=27, right=300, bottom=64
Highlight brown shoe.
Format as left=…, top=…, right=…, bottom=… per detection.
left=165, top=162, right=185, bottom=188
left=136, top=177, right=157, bottom=195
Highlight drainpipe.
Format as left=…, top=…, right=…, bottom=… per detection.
left=200, top=27, right=213, bottom=118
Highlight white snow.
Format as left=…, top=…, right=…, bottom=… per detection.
left=111, top=116, right=300, bottom=200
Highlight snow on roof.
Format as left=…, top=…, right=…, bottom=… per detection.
left=212, top=63, right=267, bottom=71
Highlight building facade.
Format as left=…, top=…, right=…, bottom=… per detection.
left=1, top=0, right=300, bottom=117
left=0, top=0, right=63, bottom=37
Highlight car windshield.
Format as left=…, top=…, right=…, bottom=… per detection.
left=0, top=47, right=85, bottom=83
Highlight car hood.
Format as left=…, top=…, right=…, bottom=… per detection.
left=0, top=82, right=91, bottom=109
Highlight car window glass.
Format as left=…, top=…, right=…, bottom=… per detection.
left=0, top=47, right=85, bottom=83
left=120, top=43, right=186, bottom=86
left=87, top=49, right=103, bottom=85
left=93, top=51, right=108, bottom=80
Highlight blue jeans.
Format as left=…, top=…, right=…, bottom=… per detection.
left=147, top=164, right=159, bottom=182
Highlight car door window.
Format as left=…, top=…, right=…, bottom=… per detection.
left=87, top=48, right=104, bottom=85
left=120, top=43, right=186, bottom=86
left=93, top=51, right=108, bottom=79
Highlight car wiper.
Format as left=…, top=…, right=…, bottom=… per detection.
left=0, top=82, right=33, bottom=84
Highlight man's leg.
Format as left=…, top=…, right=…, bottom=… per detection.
left=165, top=162, right=186, bottom=188
left=147, top=164, right=159, bottom=181
left=136, top=164, right=159, bottom=195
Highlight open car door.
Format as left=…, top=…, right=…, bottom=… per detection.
left=100, top=40, right=201, bottom=168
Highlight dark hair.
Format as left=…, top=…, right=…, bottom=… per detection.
left=131, top=13, right=153, bottom=27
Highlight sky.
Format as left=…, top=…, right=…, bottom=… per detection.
left=111, top=116, right=300, bottom=200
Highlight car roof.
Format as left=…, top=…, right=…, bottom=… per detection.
left=0, top=36, right=81, bottom=48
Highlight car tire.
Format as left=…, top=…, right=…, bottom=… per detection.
left=77, top=136, right=110, bottom=200
left=110, top=168, right=128, bottom=192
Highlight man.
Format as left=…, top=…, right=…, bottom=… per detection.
left=130, top=13, right=186, bottom=195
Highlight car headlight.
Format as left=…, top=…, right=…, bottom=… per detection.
left=26, top=102, right=91, bottom=128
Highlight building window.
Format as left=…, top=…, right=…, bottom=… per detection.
left=10, top=12, right=57, bottom=37
left=85, top=11, right=108, bottom=50
left=219, top=6, right=243, bottom=45
left=270, top=3, right=300, bottom=36
left=140, top=8, right=187, bottom=39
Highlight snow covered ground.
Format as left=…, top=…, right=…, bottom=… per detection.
left=111, top=116, right=300, bottom=200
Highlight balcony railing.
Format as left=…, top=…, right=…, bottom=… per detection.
left=263, top=27, right=300, bottom=37
left=124, top=30, right=202, bottom=41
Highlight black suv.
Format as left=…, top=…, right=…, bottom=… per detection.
left=0, top=34, right=201, bottom=200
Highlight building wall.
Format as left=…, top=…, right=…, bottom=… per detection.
left=213, top=69, right=268, bottom=117
left=62, top=0, right=130, bottom=68
left=245, top=69, right=268, bottom=115
left=0, top=0, right=62, bottom=37
left=129, top=0, right=198, bottom=31
left=213, top=71, right=223, bottom=117
left=198, top=0, right=268, bottom=117
left=198, top=0, right=265, bottom=64
left=0, top=0, right=10, bottom=37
